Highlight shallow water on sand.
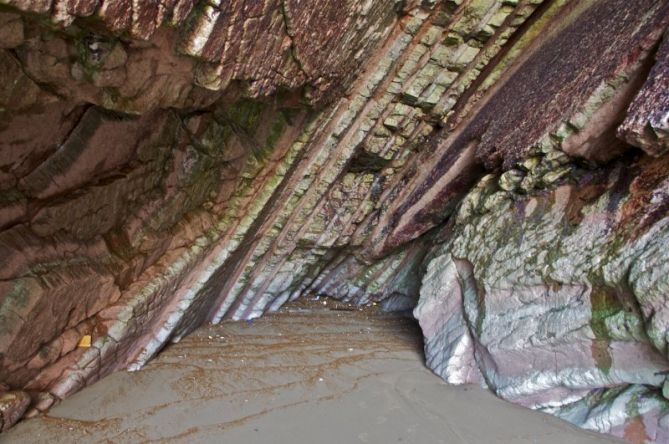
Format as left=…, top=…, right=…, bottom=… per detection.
left=2, top=305, right=619, bottom=443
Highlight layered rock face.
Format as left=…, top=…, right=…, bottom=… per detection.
left=416, top=153, right=669, bottom=441
left=1, top=0, right=669, bottom=442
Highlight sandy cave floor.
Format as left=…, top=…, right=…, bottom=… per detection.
left=1, top=300, right=620, bottom=444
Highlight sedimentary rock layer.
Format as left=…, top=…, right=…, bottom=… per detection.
left=415, top=150, right=669, bottom=442
left=1, top=1, right=669, bottom=442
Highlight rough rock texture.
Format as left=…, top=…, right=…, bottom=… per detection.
left=1, top=1, right=669, bottom=442
left=619, top=31, right=669, bottom=157
left=0, top=0, right=399, bottom=109
left=415, top=150, right=669, bottom=442
left=0, top=390, right=30, bottom=432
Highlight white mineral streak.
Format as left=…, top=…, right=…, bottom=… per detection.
left=183, top=2, right=221, bottom=57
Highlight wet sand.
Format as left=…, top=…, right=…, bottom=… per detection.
left=1, top=305, right=620, bottom=443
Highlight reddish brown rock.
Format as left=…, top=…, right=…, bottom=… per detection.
left=0, top=103, right=85, bottom=192
left=0, top=50, right=46, bottom=114
left=474, top=0, right=669, bottom=169
left=361, top=0, right=669, bottom=257
left=2, top=0, right=397, bottom=109
left=1, top=0, right=51, bottom=13
left=0, top=13, right=24, bottom=49
left=1, top=2, right=669, bottom=442
left=19, top=108, right=169, bottom=200
left=618, top=32, right=669, bottom=157
left=0, top=391, right=30, bottom=432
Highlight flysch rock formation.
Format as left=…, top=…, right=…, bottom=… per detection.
left=0, top=0, right=668, bottom=442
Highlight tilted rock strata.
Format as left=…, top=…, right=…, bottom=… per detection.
left=0, top=0, right=399, bottom=108
left=0, top=0, right=401, bottom=418
left=415, top=152, right=669, bottom=442
left=618, top=31, right=669, bottom=157
left=223, top=0, right=555, bottom=316
left=1, top=0, right=669, bottom=442
left=364, top=0, right=669, bottom=257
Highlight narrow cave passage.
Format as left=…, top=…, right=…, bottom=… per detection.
left=2, top=298, right=615, bottom=444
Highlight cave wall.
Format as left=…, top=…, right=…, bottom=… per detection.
left=0, top=0, right=403, bottom=427
left=416, top=151, right=669, bottom=441
left=1, top=0, right=669, bottom=441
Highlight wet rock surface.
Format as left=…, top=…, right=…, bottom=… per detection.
left=1, top=1, right=669, bottom=442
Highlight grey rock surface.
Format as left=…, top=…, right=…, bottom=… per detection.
left=416, top=152, right=669, bottom=442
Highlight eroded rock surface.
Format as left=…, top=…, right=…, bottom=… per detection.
left=1, top=1, right=669, bottom=442
left=416, top=151, right=669, bottom=442
left=0, top=390, right=30, bottom=432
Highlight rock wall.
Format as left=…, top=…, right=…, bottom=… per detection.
left=0, top=0, right=403, bottom=427
left=1, top=0, right=669, bottom=441
left=416, top=152, right=669, bottom=441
